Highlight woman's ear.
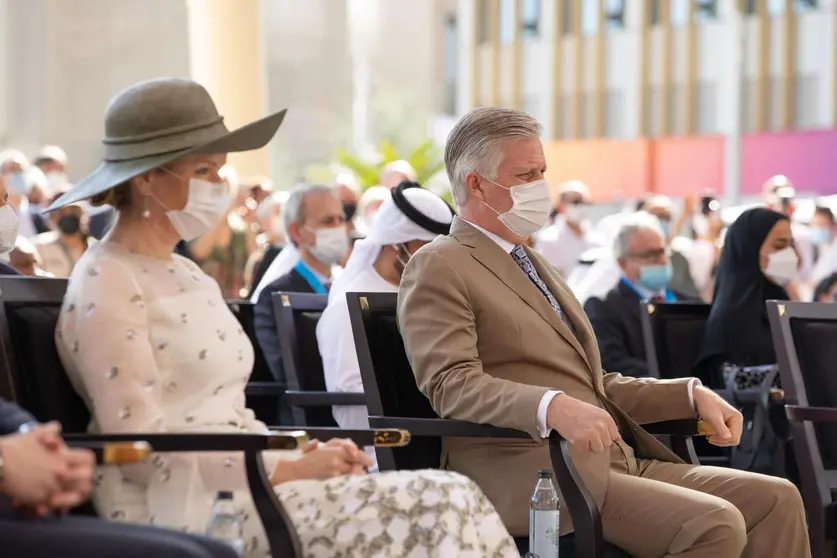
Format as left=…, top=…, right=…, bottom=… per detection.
left=130, top=171, right=155, bottom=197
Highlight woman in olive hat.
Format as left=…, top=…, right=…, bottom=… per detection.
left=53, top=78, right=517, bottom=558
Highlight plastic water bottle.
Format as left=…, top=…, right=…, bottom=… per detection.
left=528, top=469, right=560, bottom=558
left=206, top=491, right=244, bottom=555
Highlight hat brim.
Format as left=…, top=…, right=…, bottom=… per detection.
left=47, top=109, right=287, bottom=212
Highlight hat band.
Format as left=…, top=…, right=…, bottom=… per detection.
left=102, top=120, right=230, bottom=162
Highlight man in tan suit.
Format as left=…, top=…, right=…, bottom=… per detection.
left=397, top=107, right=809, bottom=557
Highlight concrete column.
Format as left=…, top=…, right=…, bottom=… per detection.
left=186, top=0, right=269, bottom=178
left=541, top=0, right=559, bottom=140
left=456, top=0, right=478, bottom=115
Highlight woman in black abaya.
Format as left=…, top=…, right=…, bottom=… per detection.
left=695, top=207, right=796, bottom=385
left=695, top=207, right=798, bottom=478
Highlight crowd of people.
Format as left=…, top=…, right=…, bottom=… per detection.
left=0, top=76, right=827, bottom=557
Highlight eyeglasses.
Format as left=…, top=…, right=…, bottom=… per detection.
left=627, top=247, right=669, bottom=261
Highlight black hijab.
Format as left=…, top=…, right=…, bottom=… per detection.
left=696, top=208, right=790, bottom=374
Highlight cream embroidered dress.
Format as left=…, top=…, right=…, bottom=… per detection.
left=56, top=241, right=517, bottom=558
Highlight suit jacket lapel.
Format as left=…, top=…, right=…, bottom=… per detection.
left=451, top=219, right=590, bottom=368
left=524, top=247, right=593, bottom=369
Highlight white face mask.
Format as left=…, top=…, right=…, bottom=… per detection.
left=764, top=246, right=799, bottom=286
left=564, top=204, right=586, bottom=224
left=45, top=171, right=68, bottom=192
left=306, top=225, right=349, bottom=265
left=482, top=177, right=552, bottom=238
left=157, top=177, right=231, bottom=241
left=0, top=204, right=19, bottom=260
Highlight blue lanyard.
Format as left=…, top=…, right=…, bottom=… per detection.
left=294, top=260, right=328, bottom=294
left=620, top=277, right=675, bottom=302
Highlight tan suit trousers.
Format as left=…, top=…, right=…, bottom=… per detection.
left=603, top=450, right=810, bottom=558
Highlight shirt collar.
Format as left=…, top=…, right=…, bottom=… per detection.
left=620, top=276, right=668, bottom=300
left=297, top=258, right=331, bottom=284
left=461, top=219, right=516, bottom=254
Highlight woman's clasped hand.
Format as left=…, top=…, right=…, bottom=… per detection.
left=270, top=438, right=374, bottom=484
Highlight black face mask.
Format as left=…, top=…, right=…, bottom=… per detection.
left=343, top=202, right=358, bottom=221
left=57, top=215, right=81, bottom=235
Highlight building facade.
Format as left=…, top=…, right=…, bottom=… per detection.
left=453, top=0, right=837, bottom=200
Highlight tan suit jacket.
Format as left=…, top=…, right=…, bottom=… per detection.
left=397, top=218, right=696, bottom=536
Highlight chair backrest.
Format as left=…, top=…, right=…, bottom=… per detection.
left=346, top=292, right=441, bottom=471
left=0, top=277, right=92, bottom=432
left=768, top=301, right=837, bottom=473
left=273, top=292, right=333, bottom=426
left=228, top=299, right=279, bottom=423
left=639, top=301, right=711, bottom=382
left=227, top=300, right=272, bottom=382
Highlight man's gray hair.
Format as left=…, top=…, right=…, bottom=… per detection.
left=612, top=212, right=664, bottom=258
left=445, top=107, right=542, bottom=205
left=282, top=183, right=339, bottom=245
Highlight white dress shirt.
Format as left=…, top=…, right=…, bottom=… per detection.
left=463, top=220, right=699, bottom=439
left=535, top=217, right=594, bottom=278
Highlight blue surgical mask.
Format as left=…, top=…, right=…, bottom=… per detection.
left=638, top=263, right=673, bottom=292
left=810, top=226, right=831, bottom=246
left=659, top=220, right=671, bottom=237
left=5, top=172, right=27, bottom=194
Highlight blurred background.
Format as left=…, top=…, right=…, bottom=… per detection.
left=2, top=0, right=836, bottom=216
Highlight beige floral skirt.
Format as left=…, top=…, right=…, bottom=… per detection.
left=276, top=469, right=519, bottom=558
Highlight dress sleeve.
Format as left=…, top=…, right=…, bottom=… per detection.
left=62, top=257, right=262, bottom=490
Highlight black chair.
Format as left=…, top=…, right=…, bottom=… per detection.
left=347, top=292, right=707, bottom=558
left=273, top=292, right=365, bottom=426
left=0, top=277, right=411, bottom=558
left=228, top=300, right=282, bottom=423
left=639, top=301, right=728, bottom=466
left=767, top=300, right=837, bottom=558
left=639, top=301, right=711, bottom=382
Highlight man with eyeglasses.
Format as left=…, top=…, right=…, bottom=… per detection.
left=584, top=212, right=695, bottom=378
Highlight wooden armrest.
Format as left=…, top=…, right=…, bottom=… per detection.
left=284, top=391, right=367, bottom=407
left=66, top=441, right=153, bottom=464
left=367, top=416, right=529, bottom=439
left=641, top=419, right=715, bottom=437
left=270, top=427, right=410, bottom=447
left=785, top=405, right=837, bottom=423
left=64, top=431, right=309, bottom=452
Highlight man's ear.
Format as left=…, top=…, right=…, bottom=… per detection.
left=287, top=220, right=304, bottom=246
left=464, top=172, right=484, bottom=201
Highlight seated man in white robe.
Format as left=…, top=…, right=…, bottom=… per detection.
left=316, top=182, right=454, bottom=461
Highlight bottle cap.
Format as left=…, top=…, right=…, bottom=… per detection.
left=538, top=469, right=553, bottom=479
left=217, top=490, right=234, bottom=500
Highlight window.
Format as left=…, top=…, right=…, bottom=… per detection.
left=795, top=74, right=819, bottom=129
left=499, top=0, right=515, bottom=44
left=605, top=90, right=625, bottom=137
left=696, top=0, right=718, bottom=20
left=605, top=0, right=626, bottom=28
left=794, top=0, right=817, bottom=13
left=478, top=0, right=490, bottom=43
left=671, top=0, right=689, bottom=26
left=521, top=0, right=540, bottom=38
left=443, top=15, right=458, bottom=115
left=696, top=82, right=718, bottom=134
left=561, top=0, right=572, bottom=36
left=581, top=0, right=599, bottom=35
left=649, top=0, right=662, bottom=25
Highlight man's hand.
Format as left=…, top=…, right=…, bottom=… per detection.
left=0, top=423, right=69, bottom=507
left=693, top=385, right=743, bottom=447
left=546, top=394, right=621, bottom=452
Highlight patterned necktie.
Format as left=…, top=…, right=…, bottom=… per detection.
left=510, top=245, right=572, bottom=329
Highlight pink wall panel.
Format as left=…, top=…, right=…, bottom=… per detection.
left=741, top=130, right=837, bottom=196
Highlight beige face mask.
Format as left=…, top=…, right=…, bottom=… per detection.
left=481, top=177, right=552, bottom=237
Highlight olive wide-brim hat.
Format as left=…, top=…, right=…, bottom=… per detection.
left=48, top=77, right=287, bottom=211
